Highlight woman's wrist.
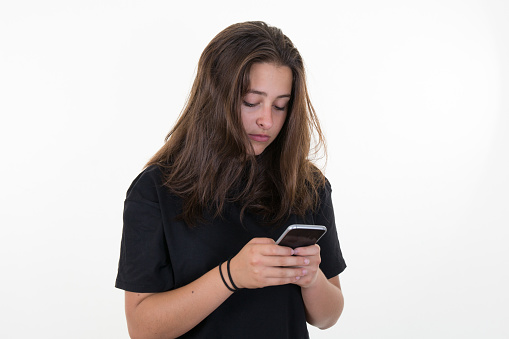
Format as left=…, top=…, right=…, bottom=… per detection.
left=299, top=268, right=325, bottom=290
left=218, top=260, right=242, bottom=292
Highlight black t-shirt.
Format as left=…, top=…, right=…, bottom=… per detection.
left=115, top=165, right=346, bottom=338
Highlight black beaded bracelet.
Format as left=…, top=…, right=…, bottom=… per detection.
left=219, top=262, right=236, bottom=292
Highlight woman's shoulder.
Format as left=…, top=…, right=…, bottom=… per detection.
left=308, top=163, right=332, bottom=194
left=318, top=176, right=332, bottom=204
left=125, top=165, right=165, bottom=204
left=324, top=176, right=332, bottom=192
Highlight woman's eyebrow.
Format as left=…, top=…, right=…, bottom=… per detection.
left=247, top=89, right=291, bottom=99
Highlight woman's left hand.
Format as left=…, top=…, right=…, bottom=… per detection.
left=291, top=244, right=321, bottom=288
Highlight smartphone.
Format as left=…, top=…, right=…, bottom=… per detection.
left=275, top=224, right=327, bottom=249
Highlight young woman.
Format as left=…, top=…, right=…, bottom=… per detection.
left=116, top=21, right=346, bottom=339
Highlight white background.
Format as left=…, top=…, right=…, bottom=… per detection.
left=1, top=1, right=508, bottom=338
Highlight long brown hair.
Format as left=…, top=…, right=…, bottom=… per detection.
left=147, top=21, right=326, bottom=227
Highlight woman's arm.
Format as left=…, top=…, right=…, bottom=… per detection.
left=125, top=264, right=231, bottom=339
left=301, top=273, right=344, bottom=329
left=125, top=238, right=309, bottom=339
left=292, top=245, right=344, bottom=329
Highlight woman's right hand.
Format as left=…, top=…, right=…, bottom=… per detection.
left=229, top=238, right=311, bottom=289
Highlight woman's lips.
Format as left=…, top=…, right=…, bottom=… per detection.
left=249, top=134, right=270, bottom=142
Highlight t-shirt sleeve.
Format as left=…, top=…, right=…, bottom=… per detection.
left=315, top=179, right=347, bottom=279
left=115, top=166, right=175, bottom=293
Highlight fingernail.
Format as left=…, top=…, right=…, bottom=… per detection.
left=295, top=276, right=300, bottom=280
left=304, top=259, right=310, bottom=265
left=302, top=269, right=308, bottom=275
left=293, top=249, right=299, bottom=255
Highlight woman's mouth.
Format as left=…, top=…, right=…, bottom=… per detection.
left=249, top=134, right=270, bottom=142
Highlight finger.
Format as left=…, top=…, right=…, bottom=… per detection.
left=261, top=266, right=308, bottom=279
left=264, top=276, right=302, bottom=286
left=293, top=244, right=320, bottom=256
left=258, top=244, right=294, bottom=256
left=266, top=255, right=310, bottom=267
left=249, top=237, right=276, bottom=245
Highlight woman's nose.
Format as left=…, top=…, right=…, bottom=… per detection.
left=256, top=105, right=273, bottom=129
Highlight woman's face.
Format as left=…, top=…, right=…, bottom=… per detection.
left=241, top=62, right=292, bottom=155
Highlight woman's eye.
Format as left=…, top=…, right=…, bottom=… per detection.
left=243, top=101, right=256, bottom=108
left=274, top=105, right=285, bottom=111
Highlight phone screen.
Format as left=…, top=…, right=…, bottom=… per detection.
left=276, top=225, right=326, bottom=249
